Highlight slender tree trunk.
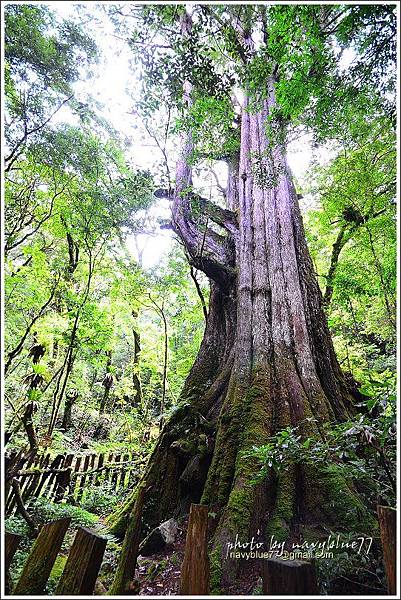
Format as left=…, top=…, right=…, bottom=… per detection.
left=323, top=224, right=347, bottom=306
left=366, top=224, right=396, bottom=328
left=100, top=351, right=113, bottom=414
left=21, top=401, right=39, bottom=454
left=4, top=276, right=60, bottom=375
left=132, top=328, right=143, bottom=407
left=148, top=298, right=168, bottom=431
left=61, top=390, right=78, bottom=431
left=160, top=305, right=168, bottom=431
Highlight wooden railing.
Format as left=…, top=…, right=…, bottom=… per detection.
left=5, top=449, right=145, bottom=515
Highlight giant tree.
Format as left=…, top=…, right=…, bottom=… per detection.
left=107, top=4, right=395, bottom=589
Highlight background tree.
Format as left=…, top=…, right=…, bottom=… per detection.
left=4, top=5, right=156, bottom=456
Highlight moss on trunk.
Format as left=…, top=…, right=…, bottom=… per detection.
left=107, top=51, right=377, bottom=595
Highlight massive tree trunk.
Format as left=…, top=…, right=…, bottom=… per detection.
left=200, top=86, right=373, bottom=590
left=107, top=13, right=375, bottom=593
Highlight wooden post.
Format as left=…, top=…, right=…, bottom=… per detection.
left=262, top=557, right=318, bottom=595
left=126, top=451, right=135, bottom=488
left=5, top=451, right=18, bottom=509
left=24, top=453, right=42, bottom=499
left=25, top=454, right=50, bottom=501
left=111, top=454, right=122, bottom=488
left=109, top=484, right=146, bottom=595
left=104, top=451, right=114, bottom=486
left=180, top=503, right=210, bottom=595
left=54, top=453, right=74, bottom=502
left=47, top=455, right=65, bottom=501
left=118, top=453, right=128, bottom=490
left=18, top=453, right=37, bottom=493
left=118, top=452, right=128, bottom=489
left=94, top=453, right=104, bottom=487
left=377, top=505, right=396, bottom=595
left=70, top=455, right=81, bottom=501
left=86, top=453, right=97, bottom=488
left=5, top=532, right=23, bottom=594
left=76, top=454, right=90, bottom=501
left=7, top=453, right=34, bottom=514
left=14, top=517, right=71, bottom=595
left=56, top=527, right=107, bottom=595
left=5, top=531, right=23, bottom=571
left=10, top=478, right=38, bottom=534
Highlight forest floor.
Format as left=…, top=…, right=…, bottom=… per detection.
left=136, top=517, right=188, bottom=595
left=133, top=516, right=262, bottom=596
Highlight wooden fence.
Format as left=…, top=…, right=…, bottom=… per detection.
left=6, top=520, right=107, bottom=595
left=5, top=450, right=145, bottom=516
left=5, top=503, right=396, bottom=596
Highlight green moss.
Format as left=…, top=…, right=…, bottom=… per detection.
left=204, top=375, right=273, bottom=563
left=303, top=465, right=378, bottom=535
left=106, top=486, right=139, bottom=537
left=265, top=467, right=295, bottom=542
left=298, top=525, right=325, bottom=542
left=170, top=437, right=198, bottom=455
left=209, top=544, right=223, bottom=595
left=49, top=554, right=67, bottom=580
left=170, top=431, right=209, bottom=457
left=46, top=554, right=68, bottom=594
left=224, top=378, right=272, bottom=536
left=202, top=385, right=243, bottom=507
left=146, top=559, right=168, bottom=580
left=227, top=486, right=253, bottom=537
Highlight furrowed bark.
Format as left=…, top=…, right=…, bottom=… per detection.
left=108, top=10, right=376, bottom=594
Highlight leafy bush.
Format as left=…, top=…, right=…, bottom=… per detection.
left=4, top=514, right=31, bottom=538
left=80, top=480, right=128, bottom=516
left=244, top=395, right=396, bottom=508
left=316, top=531, right=385, bottom=594
left=26, top=496, right=98, bottom=528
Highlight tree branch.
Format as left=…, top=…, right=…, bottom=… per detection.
left=5, top=94, right=74, bottom=172
left=155, top=188, right=238, bottom=233
left=4, top=274, right=61, bottom=374
left=189, top=266, right=208, bottom=322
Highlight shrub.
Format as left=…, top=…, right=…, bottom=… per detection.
left=80, top=480, right=128, bottom=516
left=26, top=496, right=98, bottom=528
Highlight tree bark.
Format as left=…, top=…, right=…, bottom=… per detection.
left=56, top=527, right=107, bottom=595
left=5, top=532, right=23, bottom=593
left=61, top=390, right=78, bottom=431
left=132, top=326, right=143, bottom=407
left=180, top=503, right=210, bottom=595
left=323, top=224, right=347, bottom=306
left=21, top=401, right=39, bottom=453
left=107, top=10, right=376, bottom=593
left=100, top=351, right=113, bottom=414
left=14, top=518, right=71, bottom=595
left=262, top=558, right=319, bottom=595
left=109, top=484, right=145, bottom=595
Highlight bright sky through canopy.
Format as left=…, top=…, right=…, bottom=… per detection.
left=46, top=1, right=338, bottom=267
